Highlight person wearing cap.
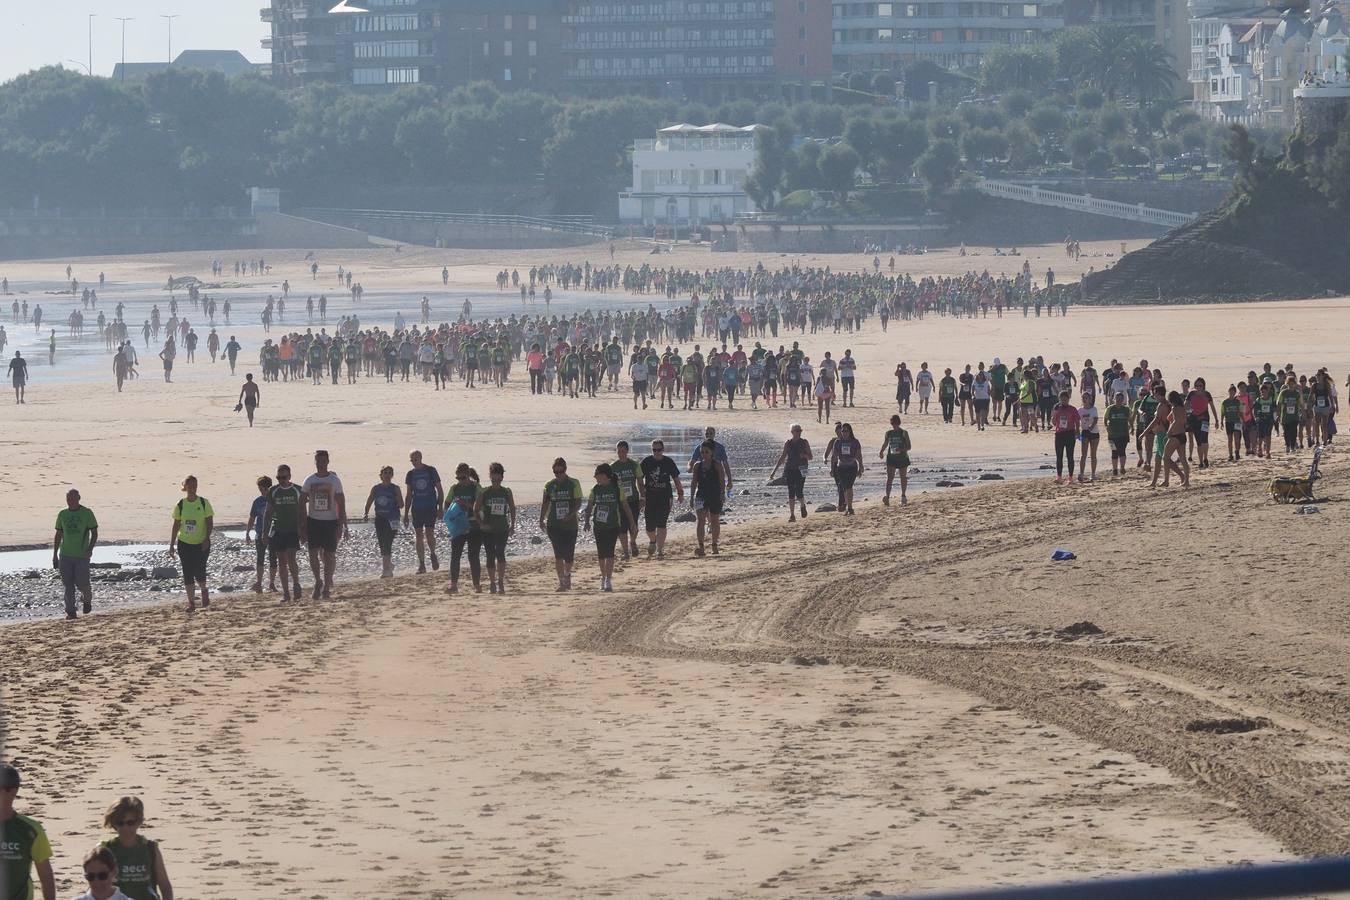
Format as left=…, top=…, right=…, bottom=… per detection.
left=0, top=763, right=56, bottom=900
left=53, top=489, right=98, bottom=620
left=688, top=427, right=731, bottom=495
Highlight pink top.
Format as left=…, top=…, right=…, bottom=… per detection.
left=527, top=350, right=544, bottom=371
left=1052, top=404, right=1081, bottom=433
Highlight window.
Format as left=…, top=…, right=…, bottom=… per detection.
left=799, top=52, right=806, bottom=66
left=504, top=40, right=512, bottom=56
left=878, top=2, right=893, bottom=13
left=528, top=39, right=537, bottom=56
left=387, top=67, right=419, bottom=83
left=504, top=66, right=512, bottom=81
left=482, top=41, right=490, bottom=56
left=503, top=14, right=512, bottom=30
left=352, top=67, right=384, bottom=84
left=528, top=14, right=537, bottom=29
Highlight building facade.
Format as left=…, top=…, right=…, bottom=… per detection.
left=619, top=124, right=763, bottom=225
left=1189, top=0, right=1348, bottom=127
left=562, top=0, right=833, bottom=101
left=261, top=0, right=566, bottom=89
left=830, top=0, right=1065, bottom=74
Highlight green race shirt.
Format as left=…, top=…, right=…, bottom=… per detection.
left=1221, top=397, right=1243, bottom=425
left=1104, top=404, right=1131, bottom=439
left=54, top=505, right=97, bottom=558
left=1277, top=389, right=1301, bottom=419
left=611, top=458, right=641, bottom=500
left=173, top=497, right=214, bottom=546
left=884, top=428, right=908, bottom=454
left=1, top=813, right=52, bottom=900
left=267, top=483, right=302, bottom=533
left=479, top=485, right=513, bottom=534
left=102, top=835, right=159, bottom=900
left=588, top=481, right=626, bottom=531
left=1254, top=397, right=1276, bottom=422
left=543, top=477, right=583, bottom=529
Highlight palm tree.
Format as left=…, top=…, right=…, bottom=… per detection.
left=1087, top=25, right=1135, bottom=99
left=1121, top=37, right=1178, bottom=102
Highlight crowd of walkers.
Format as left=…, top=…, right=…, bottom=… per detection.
left=1, top=764, right=173, bottom=900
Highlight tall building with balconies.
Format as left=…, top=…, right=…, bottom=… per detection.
left=562, top=0, right=833, bottom=101
left=830, top=0, right=1064, bottom=75
left=261, top=0, right=567, bottom=89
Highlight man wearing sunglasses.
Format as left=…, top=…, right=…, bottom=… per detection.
left=0, top=764, right=56, bottom=900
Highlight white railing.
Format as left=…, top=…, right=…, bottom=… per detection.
left=300, top=208, right=614, bottom=239
left=976, top=179, right=1199, bottom=228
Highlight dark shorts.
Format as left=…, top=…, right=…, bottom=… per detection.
left=1227, top=421, right=1244, bottom=436
left=594, top=527, right=620, bottom=559
left=1109, top=436, right=1128, bottom=455
left=255, top=536, right=272, bottom=568
left=645, top=493, right=672, bottom=531
left=626, top=498, right=640, bottom=529
left=546, top=526, right=577, bottom=563
left=374, top=516, right=397, bottom=556
left=411, top=507, right=438, bottom=529
left=307, top=517, right=339, bottom=553
left=835, top=465, right=859, bottom=490
left=696, top=495, right=723, bottom=515
left=785, top=468, right=806, bottom=500
left=178, top=540, right=209, bottom=584
left=269, top=530, right=299, bottom=554
left=886, top=452, right=909, bottom=469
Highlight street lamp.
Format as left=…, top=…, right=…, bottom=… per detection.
left=114, top=17, right=134, bottom=81
left=64, top=59, right=91, bottom=74
left=160, top=14, right=179, bottom=64
left=88, top=14, right=96, bottom=77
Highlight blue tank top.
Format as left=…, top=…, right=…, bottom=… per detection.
left=371, top=483, right=400, bottom=522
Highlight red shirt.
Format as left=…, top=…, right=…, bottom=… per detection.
left=1053, top=403, right=1081, bottom=433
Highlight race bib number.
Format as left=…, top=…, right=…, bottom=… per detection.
left=693, top=498, right=704, bottom=511
left=183, top=520, right=197, bottom=534
left=1286, top=400, right=1297, bottom=414
left=554, top=502, right=570, bottom=520
left=595, top=506, right=611, bottom=524
left=1318, top=397, right=1329, bottom=408
left=840, top=445, right=852, bottom=457
left=1058, top=416, right=1070, bottom=429
left=489, top=499, right=506, bottom=516
left=798, top=464, right=809, bottom=477
left=1200, top=421, right=1209, bottom=433
left=313, top=495, right=331, bottom=512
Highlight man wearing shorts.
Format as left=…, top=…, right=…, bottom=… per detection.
left=639, top=440, right=684, bottom=559
left=1104, top=392, right=1131, bottom=476
left=301, top=450, right=347, bottom=599
left=404, top=450, right=443, bottom=574
left=53, top=488, right=98, bottom=619
left=264, top=464, right=304, bottom=602
left=769, top=424, right=812, bottom=522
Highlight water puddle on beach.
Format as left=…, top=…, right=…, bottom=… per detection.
left=0, top=543, right=165, bottom=575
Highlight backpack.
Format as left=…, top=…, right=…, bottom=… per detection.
left=443, top=499, right=470, bottom=538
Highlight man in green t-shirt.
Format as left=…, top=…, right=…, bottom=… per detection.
left=52, top=489, right=98, bottom=620
left=539, top=458, right=583, bottom=592
left=1, top=764, right=56, bottom=900
left=610, top=441, right=643, bottom=561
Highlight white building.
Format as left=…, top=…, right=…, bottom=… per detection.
left=619, top=123, right=765, bottom=227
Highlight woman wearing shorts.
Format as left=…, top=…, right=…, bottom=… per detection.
left=831, top=423, right=863, bottom=515
left=815, top=371, right=834, bottom=424
left=690, top=441, right=725, bottom=557
left=448, top=464, right=483, bottom=593
left=475, top=462, right=515, bottom=595
left=1077, top=393, right=1100, bottom=482
left=894, top=362, right=912, bottom=414
left=971, top=371, right=991, bottom=431
left=916, top=363, right=934, bottom=414
left=540, top=457, right=583, bottom=591
left=363, top=466, right=404, bottom=579
left=770, top=424, right=813, bottom=522
left=583, top=463, right=633, bottom=593
left=879, top=415, right=911, bottom=506
left=1163, top=391, right=1191, bottom=486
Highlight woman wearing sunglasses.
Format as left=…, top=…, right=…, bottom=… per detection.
left=73, top=846, right=133, bottom=900
left=100, top=796, right=173, bottom=899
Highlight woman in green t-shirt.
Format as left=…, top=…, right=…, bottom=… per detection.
left=101, top=796, right=173, bottom=900
left=583, top=463, right=633, bottom=593
left=539, top=457, right=583, bottom=592
left=473, top=462, right=516, bottom=596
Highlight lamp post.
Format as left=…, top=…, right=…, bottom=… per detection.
left=88, top=14, right=96, bottom=77
left=160, top=14, right=179, bottom=65
left=114, top=17, right=134, bottom=81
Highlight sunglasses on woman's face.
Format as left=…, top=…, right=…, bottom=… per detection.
left=85, top=870, right=112, bottom=882
left=118, top=819, right=141, bottom=827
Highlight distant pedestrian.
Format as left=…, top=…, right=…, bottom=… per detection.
left=54, top=488, right=98, bottom=619
left=168, top=475, right=214, bottom=612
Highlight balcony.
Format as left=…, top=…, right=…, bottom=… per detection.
left=260, top=6, right=273, bottom=22
left=563, top=37, right=775, bottom=51
left=566, top=63, right=775, bottom=78
left=293, top=59, right=338, bottom=75
left=294, top=32, right=336, bottom=47
left=563, top=11, right=772, bottom=24
left=261, top=36, right=274, bottom=49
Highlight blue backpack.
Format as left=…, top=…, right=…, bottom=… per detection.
left=443, top=499, right=470, bottom=538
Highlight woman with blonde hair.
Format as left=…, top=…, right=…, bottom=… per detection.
left=101, top=796, right=173, bottom=900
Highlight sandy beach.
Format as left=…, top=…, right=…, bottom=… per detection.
left=2, top=240, right=1348, bottom=896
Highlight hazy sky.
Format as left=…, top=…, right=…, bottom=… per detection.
left=1, top=0, right=269, bottom=83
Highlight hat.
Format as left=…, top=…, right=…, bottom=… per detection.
left=0, top=763, right=19, bottom=790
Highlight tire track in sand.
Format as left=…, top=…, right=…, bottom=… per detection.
left=574, top=481, right=1350, bottom=857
